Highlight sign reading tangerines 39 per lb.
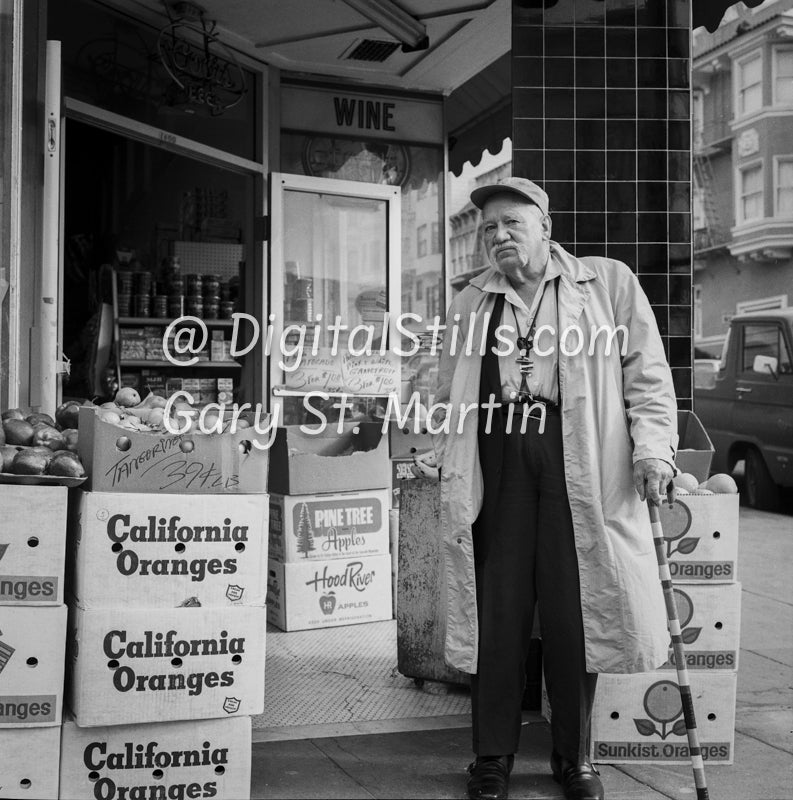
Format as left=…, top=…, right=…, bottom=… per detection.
left=67, top=605, right=266, bottom=726
left=267, top=554, right=392, bottom=631
left=59, top=716, right=252, bottom=800
left=70, top=491, right=268, bottom=608
left=78, top=407, right=270, bottom=494
left=0, top=605, right=66, bottom=727
left=0, top=726, right=61, bottom=799
left=657, top=493, right=739, bottom=583
left=591, top=672, right=736, bottom=765
left=269, top=490, right=389, bottom=562
left=0, top=485, right=67, bottom=605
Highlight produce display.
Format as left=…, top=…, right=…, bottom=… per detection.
left=672, top=472, right=739, bottom=496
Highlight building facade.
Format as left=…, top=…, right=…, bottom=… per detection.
left=692, top=0, right=793, bottom=355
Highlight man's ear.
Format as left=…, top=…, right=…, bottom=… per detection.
left=541, top=213, right=552, bottom=241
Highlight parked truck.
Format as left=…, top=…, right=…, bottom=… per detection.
left=694, top=309, right=793, bottom=510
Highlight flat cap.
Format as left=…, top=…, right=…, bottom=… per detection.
left=470, top=177, right=549, bottom=216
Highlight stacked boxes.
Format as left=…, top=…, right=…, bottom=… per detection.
left=0, top=486, right=68, bottom=799
left=65, top=410, right=272, bottom=798
left=589, top=492, right=741, bottom=766
left=266, top=423, right=393, bottom=631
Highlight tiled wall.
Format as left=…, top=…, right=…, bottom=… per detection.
left=512, top=0, right=693, bottom=407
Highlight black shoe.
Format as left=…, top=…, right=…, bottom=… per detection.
left=551, top=751, right=604, bottom=800
left=466, top=755, right=514, bottom=800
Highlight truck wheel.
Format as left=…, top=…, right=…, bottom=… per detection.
left=745, top=448, right=779, bottom=511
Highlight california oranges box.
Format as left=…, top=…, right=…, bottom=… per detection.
left=659, top=582, right=741, bottom=671
left=388, top=422, right=432, bottom=460
left=78, top=407, right=270, bottom=494
left=591, top=672, right=736, bottom=765
left=0, top=725, right=61, bottom=798
left=0, top=485, right=67, bottom=605
left=268, top=423, right=389, bottom=495
left=70, top=491, right=268, bottom=608
left=266, top=554, right=392, bottom=631
left=67, top=604, right=266, bottom=726
left=0, top=605, right=66, bottom=727
left=658, top=493, right=739, bottom=583
left=59, top=715, right=251, bottom=800
left=269, top=490, right=389, bottom=563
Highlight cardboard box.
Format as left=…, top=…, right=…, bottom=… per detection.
left=391, top=458, right=418, bottom=508
left=0, top=485, right=67, bottom=605
left=0, top=605, right=66, bottom=727
left=591, top=672, right=736, bottom=765
left=659, top=582, right=741, bottom=671
left=388, top=422, right=433, bottom=459
left=59, top=716, right=251, bottom=800
left=658, top=493, right=739, bottom=583
left=0, top=726, right=60, bottom=799
left=269, top=490, right=389, bottom=562
left=78, top=406, right=270, bottom=494
left=268, top=423, right=389, bottom=495
left=675, top=410, right=715, bottom=483
left=389, top=509, right=399, bottom=616
left=266, top=554, right=392, bottom=631
left=70, top=491, right=268, bottom=608
left=67, top=604, right=266, bottom=726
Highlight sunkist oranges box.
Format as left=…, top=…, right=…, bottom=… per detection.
left=78, top=406, right=270, bottom=494
left=268, top=422, right=390, bottom=495
left=266, top=554, right=392, bottom=631
left=0, top=605, right=66, bottom=727
left=67, top=604, right=266, bottom=726
left=59, top=715, right=252, bottom=800
left=590, top=672, right=737, bottom=765
left=0, top=485, right=67, bottom=605
left=658, top=493, right=739, bottom=583
left=268, top=489, right=389, bottom=562
left=0, top=726, right=61, bottom=799
left=69, top=490, right=269, bottom=608
left=658, top=582, right=741, bottom=672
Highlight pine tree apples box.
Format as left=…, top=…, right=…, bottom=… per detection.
left=591, top=672, right=736, bottom=765
left=0, top=725, right=61, bottom=799
left=59, top=715, right=251, bottom=800
left=269, top=489, right=389, bottom=562
left=658, top=582, right=741, bottom=671
left=674, top=410, right=715, bottom=484
left=0, top=605, right=66, bottom=727
left=268, top=423, right=389, bottom=495
left=78, top=406, right=270, bottom=494
left=67, top=604, right=266, bottom=726
left=0, top=485, right=67, bottom=605
left=658, top=493, right=739, bottom=583
left=266, top=554, right=392, bottom=631
left=70, top=490, right=268, bottom=608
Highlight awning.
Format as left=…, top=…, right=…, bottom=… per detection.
left=446, top=52, right=511, bottom=177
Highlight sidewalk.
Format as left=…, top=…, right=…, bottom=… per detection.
left=251, top=508, right=793, bottom=799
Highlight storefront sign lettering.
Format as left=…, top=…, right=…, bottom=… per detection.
left=333, top=97, right=396, bottom=132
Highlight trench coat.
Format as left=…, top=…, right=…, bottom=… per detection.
left=432, top=243, right=677, bottom=675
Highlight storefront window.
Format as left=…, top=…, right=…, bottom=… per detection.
left=281, top=132, right=445, bottom=406
left=48, top=0, right=258, bottom=161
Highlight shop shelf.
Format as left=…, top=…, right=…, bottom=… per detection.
left=118, top=317, right=235, bottom=327
left=119, top=359, right=242, bottom=368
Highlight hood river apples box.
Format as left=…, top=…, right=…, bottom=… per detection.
left=70, top=491, right=268, bottom=608
left=59, top=715, right=251, bottom=800
left=269, top=490, right=389, bottom=562
left=0, top=725, right=61, bottom=799
left=67, top=604, right=266, bottom=726
left=267, top=554, right=392, bottom=631
left=0, top=605, right=66, bottom=727
left=0, top=485, right=67, bottom=606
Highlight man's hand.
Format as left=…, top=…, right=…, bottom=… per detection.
left=633, top=458, right=675, bottom=506
left=411, top=450, right=440, bottom=482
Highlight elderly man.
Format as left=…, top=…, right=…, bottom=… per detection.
left=414, top=178, right=678, bottom=800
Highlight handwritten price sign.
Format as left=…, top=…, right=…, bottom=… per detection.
left=284, top=348, right=400, bottom=395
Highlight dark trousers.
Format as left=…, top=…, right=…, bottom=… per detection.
left=471, top=411, right=597, bottom=762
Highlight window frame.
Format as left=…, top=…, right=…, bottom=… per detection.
left=736, top=159, right=764, bottom=225
left=772, top=44, right=793, bottom=107
left=773, top=154, right=793, bottom=217
left=734, top=49, right=764, bottom=118
left=739, top=322, right=793, bottom=378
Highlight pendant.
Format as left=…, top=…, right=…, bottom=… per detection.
left=516, top=355, right=534, bottom=376
left=517, top=335, right=532, bottom=351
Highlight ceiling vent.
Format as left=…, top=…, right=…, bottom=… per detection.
left=343, top=39, right=400, bottom=62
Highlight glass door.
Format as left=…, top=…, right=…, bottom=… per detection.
left=269, top=173, right=401, bottom=424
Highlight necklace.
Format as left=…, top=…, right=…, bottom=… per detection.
left=510, top=282, right=548, bottom=402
